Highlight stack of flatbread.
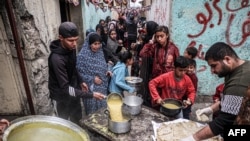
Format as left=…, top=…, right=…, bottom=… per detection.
left=156, top=120, right=221, bottom=141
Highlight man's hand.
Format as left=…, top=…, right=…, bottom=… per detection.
left=197, top=107, right=213, bottom=116
left=0, top=119, right=10, bottom=134
left=0, top=119, right=9, bottom=126
left=81, top=82, right=88, bottom=92
left=93, top=92, right=106, bottom=100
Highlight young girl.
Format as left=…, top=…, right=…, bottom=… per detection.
left=108, top=51, right=135, bottom=95
left=139, top=25, right=180, bottom=79
left=107, top=29, right=123, bottom=55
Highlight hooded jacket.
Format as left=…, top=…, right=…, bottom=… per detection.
left=48, top=39, right=92, bottom=101
left=109, top=62, right=135, bottom=94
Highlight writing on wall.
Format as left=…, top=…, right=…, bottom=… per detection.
left=171, top=0, right=250, bottom=95
left=146, top=0, right=170, bottom=26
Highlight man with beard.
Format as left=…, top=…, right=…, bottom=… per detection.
left=181, top=42, right=250, bottom=140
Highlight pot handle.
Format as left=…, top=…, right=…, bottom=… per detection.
left=104, top=109, right=110, bottom=116
left=137, top=94, right=142, bottom=98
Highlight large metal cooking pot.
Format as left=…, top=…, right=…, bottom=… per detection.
left=123, top=94, right=143, bottom=115
left=160, top=98, right=183, bottom=117
left=104, top=110, right=131, bottom=134
left=106, top=93, right=122, bottom=103
left=125, top=76, right=143, bottom=93
left=2, top=115, right=90, bottom=141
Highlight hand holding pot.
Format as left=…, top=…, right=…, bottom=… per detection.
left=0, top=119, right=9, bottom=134
left=183, top=99, right=192, bottom=108
left=156, top=98, right=164, bottom=105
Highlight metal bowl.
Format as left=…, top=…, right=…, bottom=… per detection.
left=125, top=76, right=143, bottom=92
left=3, top=115, right=90, bottom=141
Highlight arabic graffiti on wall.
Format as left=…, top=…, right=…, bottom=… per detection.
left=171, top=0, right=250, bottom=95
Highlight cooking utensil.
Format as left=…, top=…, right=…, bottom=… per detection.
left=125, top=76, right=143, bottom=93
left=2, top=115, right=90, bottom=141
left=160, top=98, right=183, bottom=117
left=104, top=110, right=131, bottom=134
left=123, top=94, right=143, bottom=115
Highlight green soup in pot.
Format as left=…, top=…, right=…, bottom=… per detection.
left=7, top=122, right=88, bottom=141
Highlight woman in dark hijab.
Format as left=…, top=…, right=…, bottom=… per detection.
left=139, top=21, right=159, bottom=107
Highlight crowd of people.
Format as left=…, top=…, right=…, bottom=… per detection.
left=46, top=13, right=250, bottom=140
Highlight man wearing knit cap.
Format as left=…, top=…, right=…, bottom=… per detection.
left=48, top=22, right=105, bottom=124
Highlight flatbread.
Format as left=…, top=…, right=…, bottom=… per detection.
left=155, top=121, right=219, bottom=141
left=156, top=123, right=173, bottom=141
left=156, top=120, right=222, bottom=141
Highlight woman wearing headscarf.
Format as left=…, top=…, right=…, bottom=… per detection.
left=138, top=21, right=159, bottom=107
left=76, top=33, right=109, bottom=115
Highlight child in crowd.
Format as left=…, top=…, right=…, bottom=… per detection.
left=109, top=51, right=135, bottom=95
left=149, top=56, right=196, bottom=118
left=140, top=25, right=179, bottom=79
left=183, top=47, right=198, bottom=119
left=183, top=59, right=198, bottom=119
left=212, top=83, right=224, bottom=119
left=184, top=47, right=198, bottom=59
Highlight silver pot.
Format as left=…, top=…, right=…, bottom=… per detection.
left=123, top=94, right=143, bottom=115
left=3, top=115, right=90, bottom=141
left=160, top=98, right=183, bottom=117
left=104, top=110, right=131, bottom=134
left=125, top=76, right=143, bottom=93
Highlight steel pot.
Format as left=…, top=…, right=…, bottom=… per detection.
left=125, top=76, right=143, bottom=93
left=106, top=93, right=123, bottom=103
left=123, top=94, right=143, bottom=115
left=160, top=98, right=183, bottom=117
left=104, top=110, right=131, bottom=134
left=2, top=115, right=90, bottom=141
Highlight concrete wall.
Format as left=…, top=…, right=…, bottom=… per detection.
left=144, top=0, right=171, bottom=26
left=81, top=1, right=111, bottom=37
left=22, top=0, right=61, bottom=114
left=171, top=0, right=250, bottom=95
left=1, top=0, right=61, bottom=115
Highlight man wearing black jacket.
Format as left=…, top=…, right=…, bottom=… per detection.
left=48, top=22, right=105, bottom=124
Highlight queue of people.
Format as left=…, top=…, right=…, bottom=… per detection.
left=45, top=14, right=250, bottom=141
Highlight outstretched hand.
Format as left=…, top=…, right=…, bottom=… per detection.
left=93, top=92, right=106, bottom=100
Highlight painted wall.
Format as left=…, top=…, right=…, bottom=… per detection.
left=82, top=1, right=111, bottom=36
left=171, top=0, right=250, bottom=95
left=145, top=0, right=171, bottom=26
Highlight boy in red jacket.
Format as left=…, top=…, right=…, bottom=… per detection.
left=149, top=56, right=196, bottom=118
